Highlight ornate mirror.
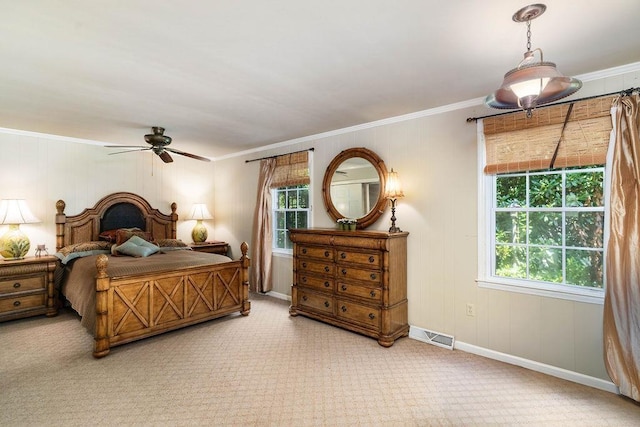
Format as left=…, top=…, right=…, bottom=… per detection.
left=322, top=147, right=388, bottom=229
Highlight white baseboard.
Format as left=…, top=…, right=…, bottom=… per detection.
left=265, top=291, right=291, bottom=302
left=409, top=325, right=619, bottom=395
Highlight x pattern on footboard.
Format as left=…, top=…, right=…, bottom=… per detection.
left=110, top=266, right=243, bottom=338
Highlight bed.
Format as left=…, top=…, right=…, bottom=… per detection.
left=54, top=192, right=250, bottom=358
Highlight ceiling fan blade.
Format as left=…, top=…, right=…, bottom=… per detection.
left=105, top=145, right=148, bottom=149
left=158, top=151, right=174, bottom=163
left=165, top=147, right=211, bottom=162
left=108, top=148, right=152, bottom=155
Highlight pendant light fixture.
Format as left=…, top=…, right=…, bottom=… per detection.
left=485, top=4, right=582, bottom=118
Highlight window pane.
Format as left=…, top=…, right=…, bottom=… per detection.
left=298, top=189, right=309, bottom=209
left=277, top=191, right=286, bottom=209
left=530, top=173, right=562, bottom=207
left=496, top=212, right=526, bottom=244
left=495, top=245, right=527, bottom=279
left=529, top=247, right=562, bottom=283
left=275, top=230, right=286, bottom=249
left=296, top=211, right=308, bottom=229
left=275, top=211, right=285, bottom=229
left=285, top=211, right=296, bottom=228
left=529, top=212, right=562, bottom=246
left=566, top=249, right=603, bottom=288
left=496, top=176, right=526, bottom=208
left=287, top=190, right=298, bottom=209
left=285, top=232, right=293, bottom=250
left=566, top=171, right=604, bottom=207
left=566, top=211, right=604, bottom=248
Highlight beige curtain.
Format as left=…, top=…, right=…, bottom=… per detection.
left=603, top=93, right=640, bottom=402
left=250, top=158, right=276, bottom=293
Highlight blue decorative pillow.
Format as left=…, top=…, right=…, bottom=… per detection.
left=112, top=235, right=160, bottom=258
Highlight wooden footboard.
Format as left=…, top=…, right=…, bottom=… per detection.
left=93, top=242, right=251, bottom=358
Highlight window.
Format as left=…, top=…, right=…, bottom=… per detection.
left=492, top=166, right=605, bottom=290
left=273, top=184, right=310, bottom=251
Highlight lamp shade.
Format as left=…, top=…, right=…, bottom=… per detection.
left=384, top=169, right=405, bottom=200
left=0, top=199, right=40, bottom=224
left=0, top=199, right=40, bottom=260
left=187, top=203, right=213, bottom=221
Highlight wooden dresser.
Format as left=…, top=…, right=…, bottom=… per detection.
left=289, top=228, right=408, bottom=347
left=0, top=256, right=58, bottom=322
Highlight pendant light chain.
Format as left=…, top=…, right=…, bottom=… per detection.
left=526, top=20, right=532, bottom=52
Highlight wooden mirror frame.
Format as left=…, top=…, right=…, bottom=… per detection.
left=322, top=147, right=388, bottom=229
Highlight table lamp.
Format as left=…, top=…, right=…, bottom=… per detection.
left=188, top=203, right=213, bottom=244
left=0, top=199, right=41, bottom=260
left=384, top=169, right=404, bottom=233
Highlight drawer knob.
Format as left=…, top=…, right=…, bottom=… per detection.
left=302, top=296, right=308, bottom=301
left=324, top=266, right=330, bottom=273
left=14, top=301, right=21, bottom=307
left=324, top=282, right=330, bottom=288
left=370, top=273, right=377, bottom=280
left=324, top=251, right=330, bottom=258
left=302, top=277, right=307, bottom=283
left=302, top=262, right=307, bottom=268
left=369, top=256, right=375, bottom=263
left=13, top=282, right=21, bottom=289
left=341, top=269, right=347, bottom=275
left=302, top=248, right=307, bottom=254
left=341, top=305, right=347, bottom=312
left=341, top=285, right=347, bottom=291
left=324, top=301, right=330, bottom=308
left=369, top=313, right=375, bottom=320
left=340, top=252, right=346, bottom=259
left=370, top=290, right=376, bottom=298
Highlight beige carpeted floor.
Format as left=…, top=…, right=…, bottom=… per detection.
left=1, top=293, right=639, bottom=426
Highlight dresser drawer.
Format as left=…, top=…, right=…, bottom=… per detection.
left=298, top=275, right=334, bottom=292
left=336, top=266, right=381, bottom=284
left=0, top=293, right=46, bottom=314
left=336, top=299, right=380, bottom=329
left=297, top=245, right=334, bottom=261
left=297, top=259, right=335, bottom=276
left=298, top=290, right=334, bottom=314
left=0, top=275, right=45, bottom=294
left=336, top=250, right=381, bottom=269
left=336, top=282, right=382, bottom=302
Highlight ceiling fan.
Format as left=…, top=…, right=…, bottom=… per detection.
left=106, top=127, right=211, bottom=163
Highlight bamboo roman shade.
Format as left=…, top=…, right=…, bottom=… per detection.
left=483, top=96, right=614, bottom=174
left=269, top=151, right=310, bottom=188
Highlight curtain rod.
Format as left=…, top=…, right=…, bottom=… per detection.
left=466, top=86, right=640, bottom=123
left=245, top=147, right=315, bottom=163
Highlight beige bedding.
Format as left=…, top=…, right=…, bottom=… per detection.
left=60, top=250, right=232, bottom=332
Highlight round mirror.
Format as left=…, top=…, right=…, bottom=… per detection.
left=322, top=147, right=388, bottom=229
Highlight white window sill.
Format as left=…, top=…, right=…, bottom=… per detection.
left=272, top=249, right=293, bottom=258
left=477, top=277, right=604, bottom=305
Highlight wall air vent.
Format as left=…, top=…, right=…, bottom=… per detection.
left=409, top=326, right=455, bottom=350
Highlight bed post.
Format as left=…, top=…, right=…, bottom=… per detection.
left=93, top=254, right=111, bottom=358
left=240, top=241, right=251, bottom=316
left=55, top=200, right=66, bottom=252
left=170, top=202, right=178, bottom=239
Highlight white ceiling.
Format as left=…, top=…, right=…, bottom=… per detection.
left=2, top=1, right=640, bottom=159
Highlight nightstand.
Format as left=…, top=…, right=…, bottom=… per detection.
left=0, top=256, right=58, bottom=322
left=189, top=241, right=229, bottom=255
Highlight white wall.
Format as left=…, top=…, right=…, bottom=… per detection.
left=214, top=68, right=640, bottom=384
left=0, top=131, right=217, bottom=254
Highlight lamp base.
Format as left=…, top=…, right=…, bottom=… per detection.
left=0, top=224, right=30, bottom=260
left=192, top=220, right=208, bottom=244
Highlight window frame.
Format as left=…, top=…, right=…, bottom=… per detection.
left=477, top=126, right=607, bottom=305
left=272, top=184, right=311, bottom=254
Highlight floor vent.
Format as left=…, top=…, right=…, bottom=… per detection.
left=409, top=326, right=455, bottom=350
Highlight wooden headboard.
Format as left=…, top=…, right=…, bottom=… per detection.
left=55, top=192, right=178, bottom=251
